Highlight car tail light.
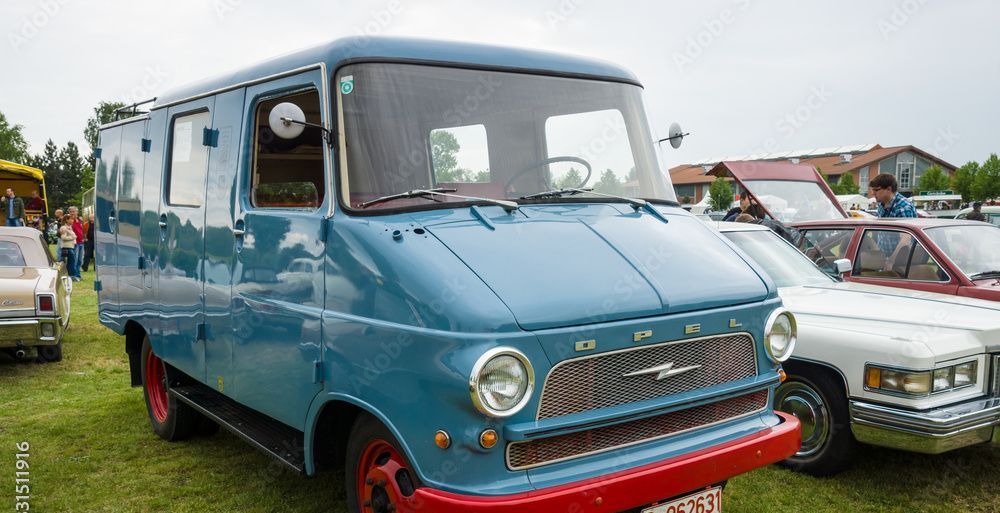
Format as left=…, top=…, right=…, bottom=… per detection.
left=38, top=295, right=54, bottom=312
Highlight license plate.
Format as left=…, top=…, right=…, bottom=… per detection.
left=642, top=487, right=722, bottom=513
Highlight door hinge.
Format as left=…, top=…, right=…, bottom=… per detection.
left=138, top=256, right=146, bottom=270
left=93, top=148, right=102, bottom=159
left=312, top=360, right=323, bottom=384
left=196, top=323, right=209, bottom=341
left=93, top=280, right=102, bottom=291
left=140, top=138, right=152, bottom=153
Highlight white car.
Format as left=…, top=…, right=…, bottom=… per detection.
left=716, top=221, right=1000, bottom=475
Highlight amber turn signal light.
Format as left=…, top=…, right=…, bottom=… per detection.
left=865, top=367, right=881, bottom=389
left=479, top=429, right=498, bottom=449
left=434, top=430, right=451, bottom=449
left=778, top=368, right=787, bottom=383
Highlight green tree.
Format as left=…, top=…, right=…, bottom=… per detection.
left=914, top=165, right=950, bottom=195
left=430, top=130, right=461, bottom=182
left=593, top=169, right=624, bottom=195
left=836, top=173, right=859, bottom=195
left=84, top=101, right=126, bottom=163
left=0, top=111, right=31, bottom=163
left=32, top=140, right=86, bottom=211
left=708, top=177, right=734, bottom=212
left=952, top=161, right=979, bottom=201
left=971, top=154, right=1000, bottom=202
left=556, top=167, right=584, bottom=189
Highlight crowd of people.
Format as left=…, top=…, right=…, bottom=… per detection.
left=0, top=188, right=94, bottom=280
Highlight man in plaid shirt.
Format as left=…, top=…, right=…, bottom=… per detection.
left=870, top=173, right=917, bottom=218
left=869, top=173, right=917, bottom=259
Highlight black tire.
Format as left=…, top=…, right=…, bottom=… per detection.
left=345, top=414, right=420, bottom=513
left=775, top=370, right=855, bottom=476
left=140, top=336, right=198, bottom=441
left=36, top=343, right=62, bottom=363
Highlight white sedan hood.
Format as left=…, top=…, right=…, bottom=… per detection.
left=779, top=281, right=1000, bottom=362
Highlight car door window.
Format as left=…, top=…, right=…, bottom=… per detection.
left=855, top=229, right=946, bottom=281
left=798, top=229, right=853, bottom=274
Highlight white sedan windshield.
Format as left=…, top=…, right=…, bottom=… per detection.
left=724, top=230, right=833, bottom=288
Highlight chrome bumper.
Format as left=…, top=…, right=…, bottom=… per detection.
left=850, top=398, right=1000, bottom=454
left=0, top=317, right=62, bottom=348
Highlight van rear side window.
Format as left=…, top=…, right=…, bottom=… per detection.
left=252, top=91, right=325, bottom=209
left=168, top=111, right=211, bottom=207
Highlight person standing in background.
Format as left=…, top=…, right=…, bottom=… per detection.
left=69, top=206, right=83, bottom=281
left=966, top=202, right=987, bottom=222
left=869, top=174, right=917, bottom=218
left=58, top=214, right=77, bottom=275
left=82, top=212, right=96, bottom=272
left=51, top=208, right=64, bottom=260
left=1, top=188, right=25, bottom=226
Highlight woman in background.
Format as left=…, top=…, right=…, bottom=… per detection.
left=58, top=215, right=78, bottom=280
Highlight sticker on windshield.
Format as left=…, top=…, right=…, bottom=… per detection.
left=340, top=75, right=355, bottom=95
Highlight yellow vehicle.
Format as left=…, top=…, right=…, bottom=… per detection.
left=0, top=159, right=49, bottom=227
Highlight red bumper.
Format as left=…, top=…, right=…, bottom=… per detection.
left=410, top=412, right=800, bottom=513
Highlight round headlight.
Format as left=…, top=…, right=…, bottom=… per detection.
left=469, top=348, right=534, bottom=417
left=764, top=308, right=797, bottom=362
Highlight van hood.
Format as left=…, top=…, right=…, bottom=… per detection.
left=425, top=206, right=771, bottom=330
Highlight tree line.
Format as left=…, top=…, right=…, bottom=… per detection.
left=0, top=101, right=125, bottom=213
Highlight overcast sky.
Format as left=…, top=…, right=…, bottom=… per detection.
left=2, top=0, right=998, bottom=170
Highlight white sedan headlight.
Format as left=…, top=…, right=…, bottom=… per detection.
left=764, top=308, right=797, bottom=362
left=470, top=348, right=534, bottom=417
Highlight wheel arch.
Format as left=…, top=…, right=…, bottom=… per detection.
left=783, top=357, right=851, bottom=396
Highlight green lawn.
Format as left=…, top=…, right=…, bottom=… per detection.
left=1, top=271, right=998, bottom=512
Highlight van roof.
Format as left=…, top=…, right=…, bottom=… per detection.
left=154, top=36, right=641, bottom=109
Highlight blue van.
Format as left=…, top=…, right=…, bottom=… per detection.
left=95, top=37, right=800, bottom=513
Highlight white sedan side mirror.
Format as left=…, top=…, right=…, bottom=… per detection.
left=833, top=258, right=852, bottom=275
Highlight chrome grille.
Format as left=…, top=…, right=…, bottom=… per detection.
left=508, top=390, right=768, bottom=470
left=537, top=333, right=757, bottom=419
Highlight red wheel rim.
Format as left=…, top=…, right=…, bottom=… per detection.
left=146, top=350, right=169, bottom=423
left=356, top=439, right=410, bottom=513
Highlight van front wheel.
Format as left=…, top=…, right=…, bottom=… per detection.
left=140, top=336, right=197, bottom=441
left=345, top=414, right=420, bottom=513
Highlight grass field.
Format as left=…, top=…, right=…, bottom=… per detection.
left=2, top=271, right=999, bottom=512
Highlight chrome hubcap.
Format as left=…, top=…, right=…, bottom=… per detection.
left=776, top=381, right=829, bottom=457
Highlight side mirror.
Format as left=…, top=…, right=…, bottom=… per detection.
left=657, top=122, right=689, bottom=149
left=833, top=258, right=852, bottom=275
left=268, top=102, right=307, bottom=140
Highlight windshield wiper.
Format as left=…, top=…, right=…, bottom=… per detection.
left=519, top=188, right=668, bottom=223
left=360, top=188, right=518, bottom=212
left=969, top=270, right=1000, bottom=280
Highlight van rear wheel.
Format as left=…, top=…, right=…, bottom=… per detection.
left=140, top=336, right=198, bottom=441
left=346, top=414, right=420, bottom=513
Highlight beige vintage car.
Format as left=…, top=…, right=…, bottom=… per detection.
left=0, top=227, right=71, bottom=362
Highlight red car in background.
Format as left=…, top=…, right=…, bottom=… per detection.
left=711, top=161, right=1000, bottom=300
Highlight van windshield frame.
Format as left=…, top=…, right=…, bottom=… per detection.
left=333, top=62, right=677, bottom=215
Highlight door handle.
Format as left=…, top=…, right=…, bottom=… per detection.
left=233, top=228, right=245, bottom=237
left=158, top=220, right=167, bottom=228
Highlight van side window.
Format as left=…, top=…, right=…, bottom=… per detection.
left=168, top=111, right=211, bottom=207
left=252, top=91, right=324, bottom=209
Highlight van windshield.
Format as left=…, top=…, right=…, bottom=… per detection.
left=336, top=63, right=675, bottom=212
